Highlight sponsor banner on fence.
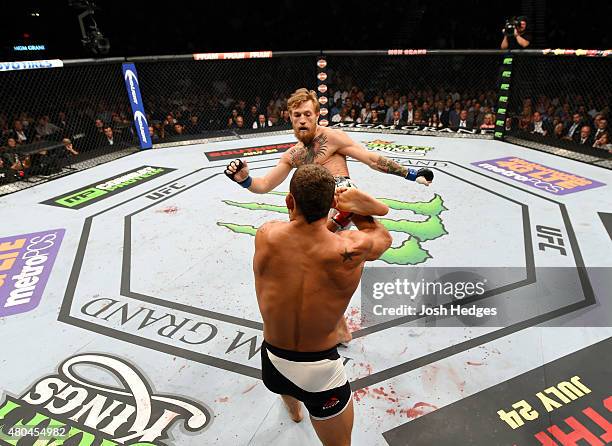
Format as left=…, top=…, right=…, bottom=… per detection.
left=332, top=122, right=494, bottom=136
left=472, top=156, right=605, bottom=195
left=42, top=166, right=174, bottom=209
left=193, top=51, right=272, bottom=60
left=0, top=59, right=63, bottom=72
left=122, top=63, right=151, bottom=149
left=0, top=229, right=64, bottom=317
left=204, top=142, right=294, bottom=161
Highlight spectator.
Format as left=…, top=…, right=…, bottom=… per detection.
left=348, top=108, right=359, bottom=123
left=153, top=122, right=166, bottom=140
left=390, top=110, right=405, bottom=126
left=10, top=120, right=32, bottom=145
left=480, top=113, right=496, bottom=130
left=505, top=117, right=514, bottom=132
left=35, top=115, right=61, bottom=140
left=245, top=105, right=259, bottom=128
left=593, top=117, right=608, bottom=141
left=413, top=110, right=426, bottom=126
left=148, top=126, right=160, bottom=143
left=421, top=101, right=432, bottom=121
left=469, top=102, right=484, bottom=128
left=163, top=114, right=176, bottom=135
left=405, top=101, right=415, bottom=124
left=56, top=111, right=70, bottom=135
left=552, top=122, right=565, bottom=139
left=374, top=98, right=387, bottom=121
left=228, top=116, right=245, bottom=130
left=227, top=109, right=239, bottom=128
left=593, top=132, right=611, bottom=152
left=1, top=137, right=30, bottom=171
left=185, top=115, right=204, bottom=135
left=253, top=114, right=272, bottom=129
left=578, top=125, right=593, bottom=146
left=93, top=118, right=105, bottom=137
left=428, top=112, right=443, bottom=128
left=564, top=113, right=583, bottom=142
left=457, top=110, right=473, bottom=129
left=385, top=99, right=401, bottom=124
left=434, top=100, right=449, bottom=127
left=62, top=138, right=79, bottom=156
left=367, top=109, right=381, bottom=125
left=330, top=99, right=342, bottom=120
left=173, top=123, right=185, bottom=136
left=278, top=110, right=291, bottom=127
left=528, top=111, right=552, bottom=136
left=359, top=103, right=372, bottom=124
left=101, top=126, right=120, bottom=147
left=448, top=101, right=462, bottom=127
left=331, top=107, right=348, bottom=123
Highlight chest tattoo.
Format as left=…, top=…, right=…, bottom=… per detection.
left=289, top=134, right=329, bottom=167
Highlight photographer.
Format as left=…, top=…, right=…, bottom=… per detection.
left=501, top=16, right=531, bottom=49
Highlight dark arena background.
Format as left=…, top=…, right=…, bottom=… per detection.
left=1, top=1, right=611, bottom=445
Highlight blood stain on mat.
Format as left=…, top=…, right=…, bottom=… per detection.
left=400, top=402, right=438, bottom=418
left=216, top=396, right=229, bottom=403
left=467, top=361, right=484, bottom=366
left=157, top=206, right=179, bottom=214
left=353, top=388, right=369, bottom=402
left=345, top=306, right=362, bottom=331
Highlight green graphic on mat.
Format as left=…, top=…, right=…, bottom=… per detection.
left=218, top=191, right=447, bottom=265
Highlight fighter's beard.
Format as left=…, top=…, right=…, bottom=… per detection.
left=293, top=125, right=317, bottom=145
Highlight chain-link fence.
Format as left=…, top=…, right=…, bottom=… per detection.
left=133, top=54, right=317, bottom=143
left=0, top=61, right=138, bottom=193
left=507, top=53, right=612, bottom=161
left=322, top=52, right=501, bottom=132
left=2, top=49, right=611, bottom=196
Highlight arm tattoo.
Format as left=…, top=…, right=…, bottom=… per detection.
left=375, top=155, right=408, bottom=177
left=288, top=134, right=329, bottom=167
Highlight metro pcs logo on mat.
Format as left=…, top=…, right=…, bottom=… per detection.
left=0, top=229, right=64, bottom=317
left=42, top=166, right=174, bottom=209
left=472, top=157, right=605, bottom=195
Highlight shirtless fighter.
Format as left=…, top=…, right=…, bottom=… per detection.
left=224, top=88, right=434, bottom=228
left=225, top=89, right=433, bottom=343
left=255, top=164, right=391, bottom=446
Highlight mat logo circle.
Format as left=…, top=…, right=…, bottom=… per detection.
left=0, top=353, right=211, bottom=445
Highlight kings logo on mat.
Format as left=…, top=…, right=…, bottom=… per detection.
left=217, top=192, right=448, bottom=265
left=0, top=354, right=211, bottom=445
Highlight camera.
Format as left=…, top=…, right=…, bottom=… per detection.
left=70, top=0, right=111, bottom=55
left=504, top=17, right=519, bottom=36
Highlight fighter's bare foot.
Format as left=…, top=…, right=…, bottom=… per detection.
left=335, top=187, right=389, bottom=216
left=281, top=395, right=303, bottom=423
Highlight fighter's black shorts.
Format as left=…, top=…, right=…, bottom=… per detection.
left=261, top=341, right=352, bottom=420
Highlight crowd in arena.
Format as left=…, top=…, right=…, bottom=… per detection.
left=1, top=83, right=610, bottom=184
left=508, top=95, right=610, bottom=150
